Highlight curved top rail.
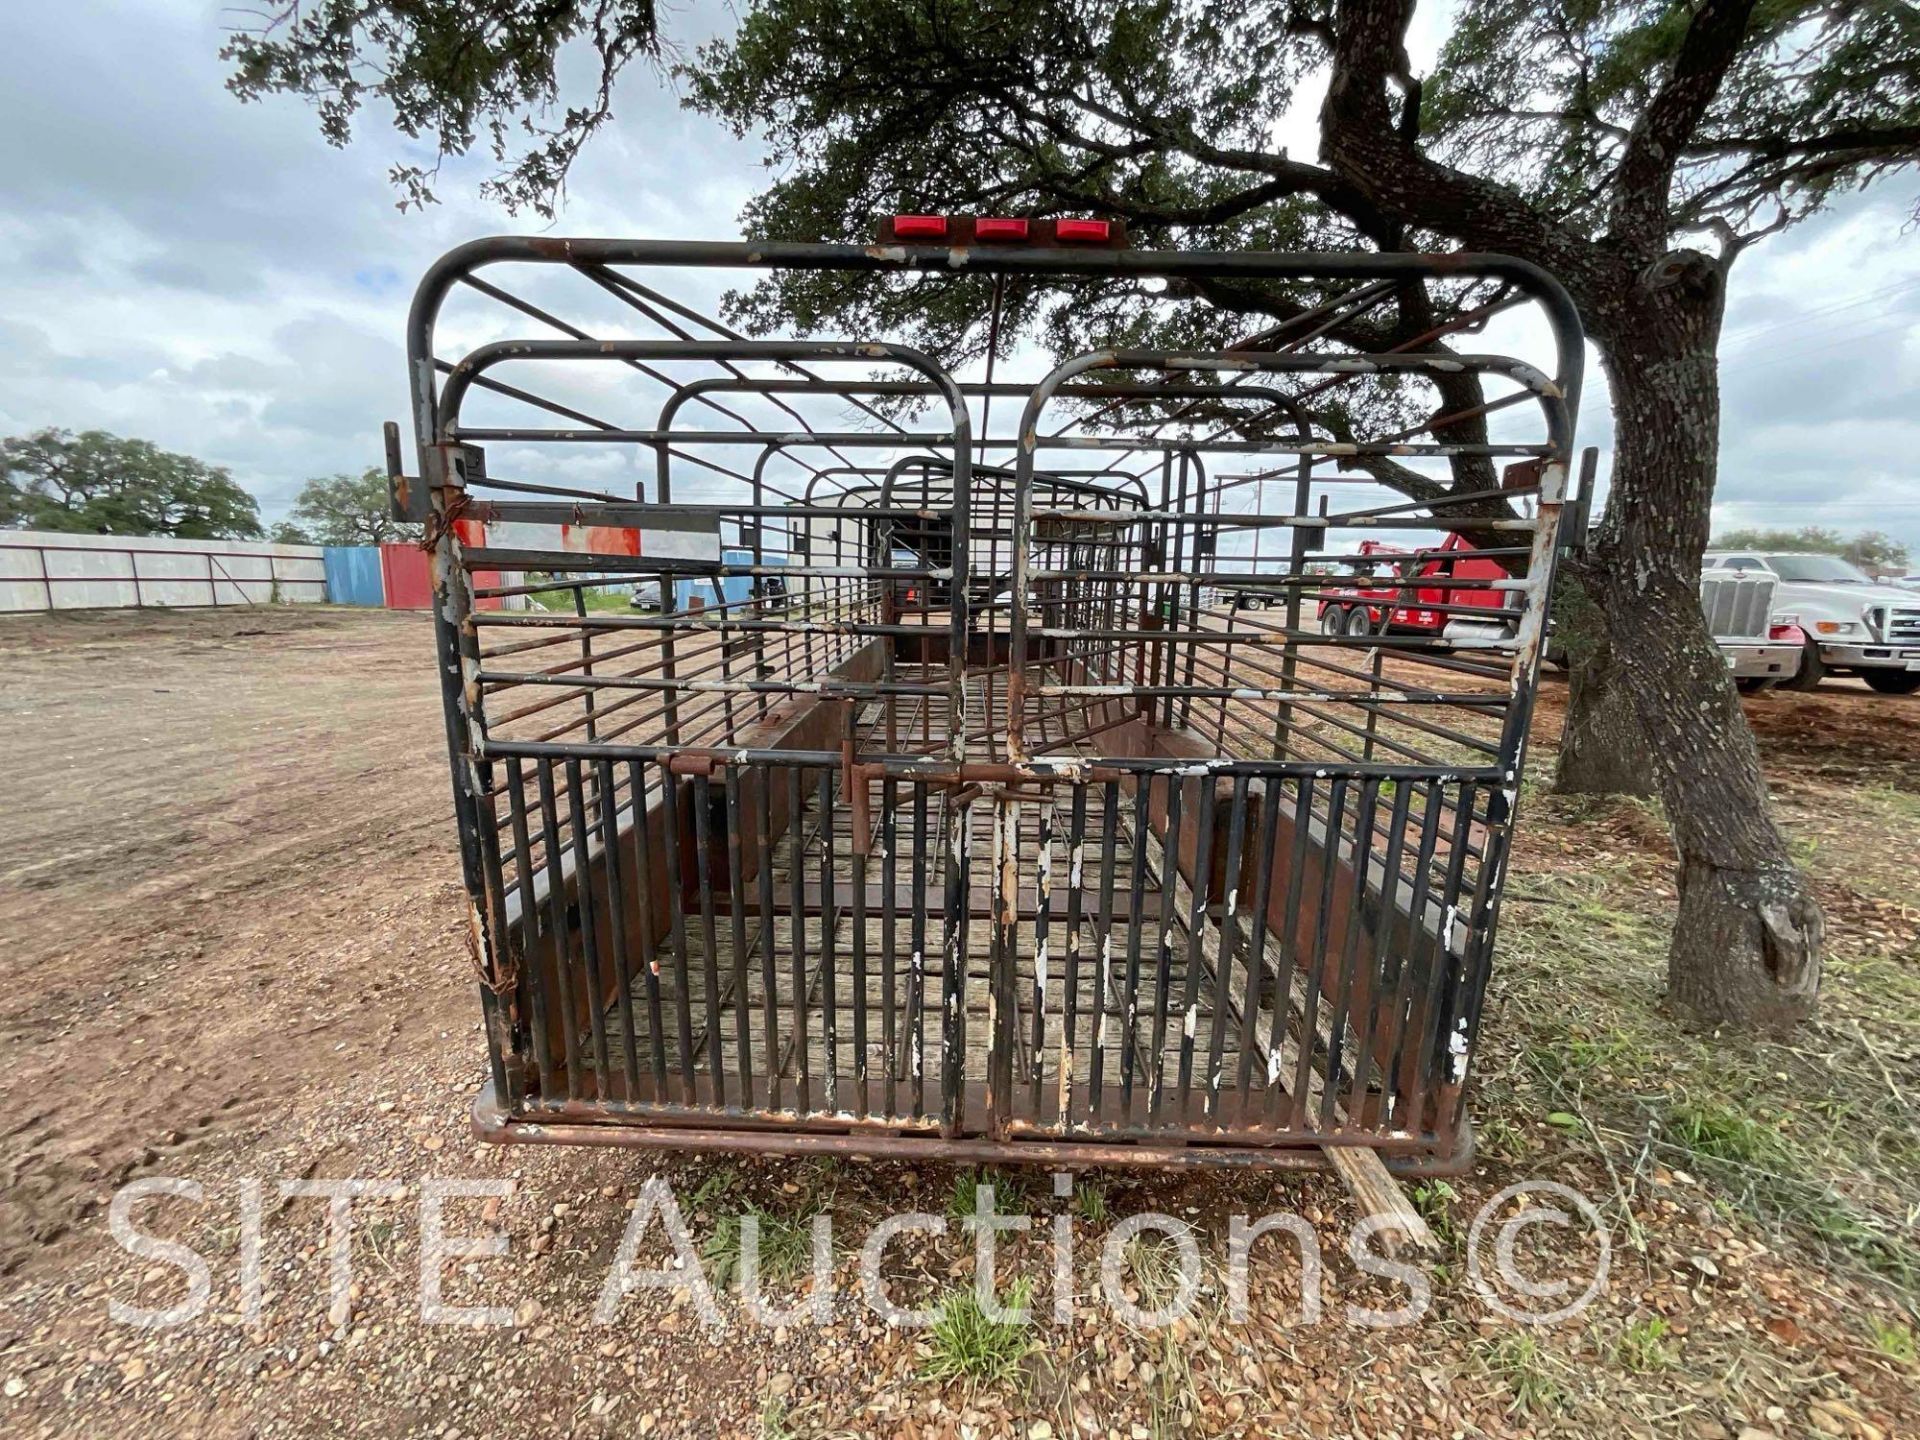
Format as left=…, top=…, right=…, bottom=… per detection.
left=405, top=239, right=1585, bottom=458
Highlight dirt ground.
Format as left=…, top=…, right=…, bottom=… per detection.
left=0, top=607, right=1915, bottom=1439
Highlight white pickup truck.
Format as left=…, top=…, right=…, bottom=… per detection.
left=1703, top=550, right=1920, bottom=694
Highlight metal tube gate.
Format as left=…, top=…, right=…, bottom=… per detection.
left=398, top=233, right=1584, bottom=1172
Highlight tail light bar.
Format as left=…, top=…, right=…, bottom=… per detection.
left=878, top=215, right=1127, bottom=248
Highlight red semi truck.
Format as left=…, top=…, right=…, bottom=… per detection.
left=1313, top=535, right=1515, bottom=639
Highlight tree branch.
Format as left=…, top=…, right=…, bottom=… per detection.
left=1606, top=0, right=1759, bottom=253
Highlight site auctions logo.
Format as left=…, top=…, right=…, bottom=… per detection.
left=105, top=1172, right=1611, bottom=1333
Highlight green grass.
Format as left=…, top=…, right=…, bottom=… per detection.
left=1869, top=1318, right=1916, bottom=1366
left=922, top=1279, right=1035, bottom=1389
left=947, top=1168, right=1024, bottom=1220
left=1615, top=1315, right=1678, bottom=1373
left=1662, top=1097, right=1784, bottom=1167
left=1486, top=828, right=1920, bottom=1304
left=1409, top=1179, right=1460, bottom=1247
left=703, top=1206, right=818, bottom=1289
left=1480, top=1332, right=1563, bottom=1415
left=758, top=1395, right=795, bottom=1440
left=1073, top=1179, right=1108, bottom=1225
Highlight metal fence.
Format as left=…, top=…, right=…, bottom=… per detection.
left=0, top=533, right=326, bottom=612
left=402, top=234, right=1584, bottom=1172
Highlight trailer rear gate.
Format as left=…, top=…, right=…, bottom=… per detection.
left=399, top=233, right=1584, bottom=1173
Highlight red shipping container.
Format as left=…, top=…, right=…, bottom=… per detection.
left=380, top=543, right=502, bottom=610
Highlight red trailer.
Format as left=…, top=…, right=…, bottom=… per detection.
left=1315, top=534, right=1516, bottom=639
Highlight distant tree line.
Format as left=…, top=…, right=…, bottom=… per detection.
left=1712, top=526, right=1909, bottom=572
left=1, top=428, right=263, bottom=539
left=2, top=429, right=415, bottom=547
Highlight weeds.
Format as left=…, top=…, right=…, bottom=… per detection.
left=1479, top=1332, right=1562, bottom=1415
left=1614, top=1315, right=1677, bottom=1373
left=1073, top=1179, right=1109, bottom=1225
left=1141, top=1328, right=1200, bottom=1439
left=948, top=1168, right=1023, bottom=1220
left=1409, top=1179, right=1460, bottom=1247
left=1491, top=848, right=1920, bottom=1305
left=758, top=1394, right=795, bottom=1440
left=1869, top=1318, right=1916, bottom=1366
left=922, top=1279, right=1035, bottom=1389
left=1663, top=1098, right=1784, bottom=1167
left=704, top=1206, right=818, bottom=1289
left=1120, top=1230, right=1194, bottom=1314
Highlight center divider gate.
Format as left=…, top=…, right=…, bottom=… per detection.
left=397, top=229, right=1585, bottom=1172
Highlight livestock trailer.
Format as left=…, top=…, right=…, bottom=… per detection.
left=396, top=226, right=1584, bottom=1173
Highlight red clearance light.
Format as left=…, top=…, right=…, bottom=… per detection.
left=1056, top=218, right=1112, bottom=243
left=892, top=214, right=948, bottom=239
left=975, top=216, right=1031, bottom=241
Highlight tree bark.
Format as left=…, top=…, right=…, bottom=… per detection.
left=1311, top=0, right=1824, bottom=1032
left=1583, top=266, right=1823, bottom=1032
left=1554, top=631, right=1657, bottom=798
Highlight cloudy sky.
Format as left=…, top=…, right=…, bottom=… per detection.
left=3, top=0, right=1918, bottom=558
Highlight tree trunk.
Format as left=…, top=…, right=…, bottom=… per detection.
left=1556, top=643, right=1658, bottom=797
left=1552, top=575, right=1656, bottom=796
left=1585, top=267, right=1823, bottom=1032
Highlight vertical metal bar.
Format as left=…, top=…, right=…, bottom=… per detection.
left=909, top=783, right=929, bottom=1120
left=563, top=758, right=612, bottom=1092
left=724, top=766, right=755, bottom=1105
left=1056, top=783, right=1089, bottom=1126
left=1172, top=774, right=1217, bottom=1124
left=1288, top=776, right=1346, bottom=1131
left=534, top=761, right=583, bottom=1101
left=1145, top=773, right=1187, bottom=1123
left=692, top=774, right=727, bottom=1106
left=1440, top=789, right=1510, bottom=1137
left=1089, top=777, right=1121, bottom=1122
left=1409, top=784, right=1477, bottom=1136
left=658, top=763, right=698, bottom=1104
left=593, top=757, right=643, bottom=1100
left=1237, top=779, right=1284, bottom=1102
left=851, top=774, right=872, bottom=1121
left=574, top=585, right=599, bottom=742
left=1349, top=778, right=1413, bottom=1128
left=504, top=758, right=554, bottom=1096
left=756, top=770, right=781, bottom=1111
left=879, top=778, right=898, bottom=1119
left=1384, top=780, right=1445, bottom=1129
left=1119, top=775, right=1153, bottom=1121
left=470, top=771, right=524, bottom=1111
left=939, top=791, right=973, bottom=1137
left=787, top=766, right=812, bottom=1115
left=626, top=760, right=670, bottom=1096
left=1030, top=791, right=1055, bottom=1121
left=1320, top=777, right=1381, bottom=1130
left=817, top=767, right=840, bottom=1113
left=1204, top=775, right=1249, bottom=1123
left=987, top=794, right=1019, bottom=1139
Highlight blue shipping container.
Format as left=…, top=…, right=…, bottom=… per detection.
left=323, top=546, right=385, bottom=606
left=671, top=548, right=763, bottom=613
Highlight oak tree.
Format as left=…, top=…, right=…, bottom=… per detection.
left=229, top=0, right=1920, bottom=1031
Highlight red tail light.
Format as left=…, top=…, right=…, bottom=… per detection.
left=878, top=215, right=1127, bottom=247
left=1056, top=218, right=1112, bottom=243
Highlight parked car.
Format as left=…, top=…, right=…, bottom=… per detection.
left=1703, top=550, right=1920, bottom=694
